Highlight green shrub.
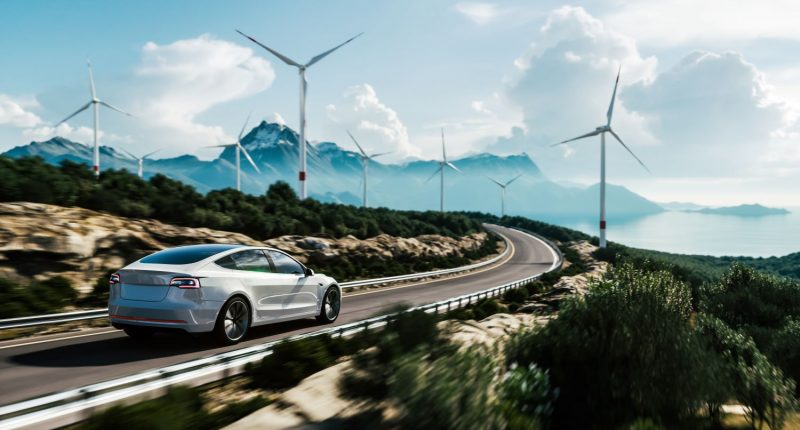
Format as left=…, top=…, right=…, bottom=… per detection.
left=697, top=314, right=795, bottom=429
left=0, top=276, right=76, bottom=318
left=78, top=386, right=267, bottom=430
left=498, top=363, right=554, bottom=430
left=506, top=263, right=705, bottom=428
left=340, top=308, right=452, bottom=401
left=390, top=349, right=503, bottom=430
left=247, top=334, right=349, bottom=390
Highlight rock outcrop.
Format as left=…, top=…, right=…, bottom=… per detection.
left=0, top=202, right=490, bottom=293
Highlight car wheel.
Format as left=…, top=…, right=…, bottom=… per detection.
left=316, top=286, right=341, bottom=324
left=214, top=297, right=251, bottom=345
left=123, top=326, right=155, bottom=339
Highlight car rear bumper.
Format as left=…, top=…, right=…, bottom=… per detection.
left=108, top=298, right=222, bottom=333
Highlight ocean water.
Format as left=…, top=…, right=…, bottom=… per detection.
left=528, top=209, right=800, bottom=258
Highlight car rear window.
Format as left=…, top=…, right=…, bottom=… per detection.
left=140, top=244, right=242, bottom=265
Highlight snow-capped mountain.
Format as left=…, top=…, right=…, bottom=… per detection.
left=1, top=121, right=663, bottom=216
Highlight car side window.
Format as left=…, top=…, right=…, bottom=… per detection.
left=267, top=250, right=304, bottom=275
left=215, top=255, right=238, bottom=270
left=226, top=250, right=273, bottom=273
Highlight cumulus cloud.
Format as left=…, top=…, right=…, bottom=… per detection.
left=487, top=5, right=800, bottom=186
left=133, top=34, right=275, bottom=150
left=497, top=6, right=657, bottom=180
left=0, top=94, right=42, bottom=128
left=605, top=0, right=800, bottom=47
left=453, top=2, right=503, bottom=25
left=621, top=51, right=793, bottom=175
left=326, top=84, right=419, bottom=161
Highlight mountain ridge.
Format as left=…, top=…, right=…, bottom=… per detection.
left=1, top=121, right=662, bottom=216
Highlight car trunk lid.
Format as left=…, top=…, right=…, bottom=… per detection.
left=118, top=269, right=188, bottom=302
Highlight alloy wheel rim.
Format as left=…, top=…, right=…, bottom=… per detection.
left=324, top=290, right=340, bottom=320
left=224, top=300, right=248, bottom=341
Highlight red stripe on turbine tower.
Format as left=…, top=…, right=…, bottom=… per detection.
left=299, top=171, right=306, bottom=181
left=600, top=220, right=606, bottom=229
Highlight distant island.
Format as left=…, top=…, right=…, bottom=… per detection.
left=695, top=204, right=790, bottom=217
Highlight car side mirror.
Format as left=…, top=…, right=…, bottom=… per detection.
left=304, top=267, right=315, bottom=277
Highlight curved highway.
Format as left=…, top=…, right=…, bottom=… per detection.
left=0, top=225, right=556, bottom=406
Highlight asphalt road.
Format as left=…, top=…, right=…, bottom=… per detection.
left=0, top=225, right=556, bottom=406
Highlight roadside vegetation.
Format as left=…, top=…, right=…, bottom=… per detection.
left=0, top=156, right=485, bottom=239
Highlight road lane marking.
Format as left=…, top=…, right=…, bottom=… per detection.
left=0, top=329, right=119, bottom=350
left=346, top=229, right=518, bottom=298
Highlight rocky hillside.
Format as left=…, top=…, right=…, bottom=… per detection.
left=0, top=202, right=491, bottom=293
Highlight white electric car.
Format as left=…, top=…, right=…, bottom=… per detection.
left=108, top=244, right=341, bottom=344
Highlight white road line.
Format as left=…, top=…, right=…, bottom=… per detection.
left=0, top=330, right=118, bottom=351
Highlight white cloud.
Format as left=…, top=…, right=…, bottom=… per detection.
left=453, top=2, right=503, bottom=25
left=22, top=122, right=131, bottom=144
left=604, top=0, right=800, bottom=48
left=0, top=94, right=42, bottom=128
left=326, top=84, right=419, bottom=162
left=499, top=6, right=658, bottom=179
left=622, top=51, right=795, bottom=176
left=133, top=34, right=275, bottom=150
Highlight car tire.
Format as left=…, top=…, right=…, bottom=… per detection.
left=214, top=296, right=251, bottom=345
left=123, top=326, right=155, bottom=339
left=316, top=286, right=341, bottom=324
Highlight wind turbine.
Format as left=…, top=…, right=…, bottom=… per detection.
left=57, top=60, right=133, bottom=178
left=120, top=148, right=160, bottom=178
left=553, top=67, right=650, bottom=248
left=205, top=115, right=261, bottom=192
left=425, top=129, right=462, bottom=212
left=236, top=29, right=363, bottom=200
left=347, top=130, right=390, bottom=208
left=487, top=174, right=523, bottom=217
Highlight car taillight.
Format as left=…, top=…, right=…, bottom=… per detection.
left=170, top=277, right=201, bottom=289
left=109, top=273, right=121, bottom=286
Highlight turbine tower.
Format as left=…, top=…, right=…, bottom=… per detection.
left=205, top=115, right=261, bottom=192
left=553, top=67, right=650, bottom=248
left=121, top=148, right=160, bottom=178
left=487, top=174, right=522, bottom=217
left=347, top=130, right=390, bottom=208
left=237, top=29, right=363, bottom=200
left=425, top=129, right=462, bottom=212
left=57, top=60, right=133, bottom=178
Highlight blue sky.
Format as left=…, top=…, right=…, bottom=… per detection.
left=2, top=0, right=800, bottom=206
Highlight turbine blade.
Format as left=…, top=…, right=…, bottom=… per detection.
left=99, top=101, right=133, bottom=117
left=607, top=65, right=621, bottom=126
left=87, top=60, right=97, bottom=100
left=236, top=30, right=302, bottom=67
left=552, top=129, right=602, bottom=146
left=238, top=143, right=261, bottom=174
left=305, top=32, right=364, bottom=67
left=441, top=128, right=447, bottom=162
left=203, top=144, right=235, bottom=149
left=119, top=148, right=138, bottom=160
left=56, top=102, right=92, bottom=126
left=609, top=129, right=650, bottom=173
left=446, top=161, right=462, bottom=173
left=424, top=166, right=443, bottom=183
left=487, top=176, right=504, bottom=187
left=505, top=173, right=523, bottom=186
left=142, top=149, right=161, bottom=159
left=238, top=112, right=251, bottom=142
left=369, top=151, right=392, bottom=158
left=347, top=130, right=368, bottom=156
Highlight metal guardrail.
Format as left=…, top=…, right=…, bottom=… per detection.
left=0, top=232, right=512, bottom=330
left=0, top=228, right=562, bottom=430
